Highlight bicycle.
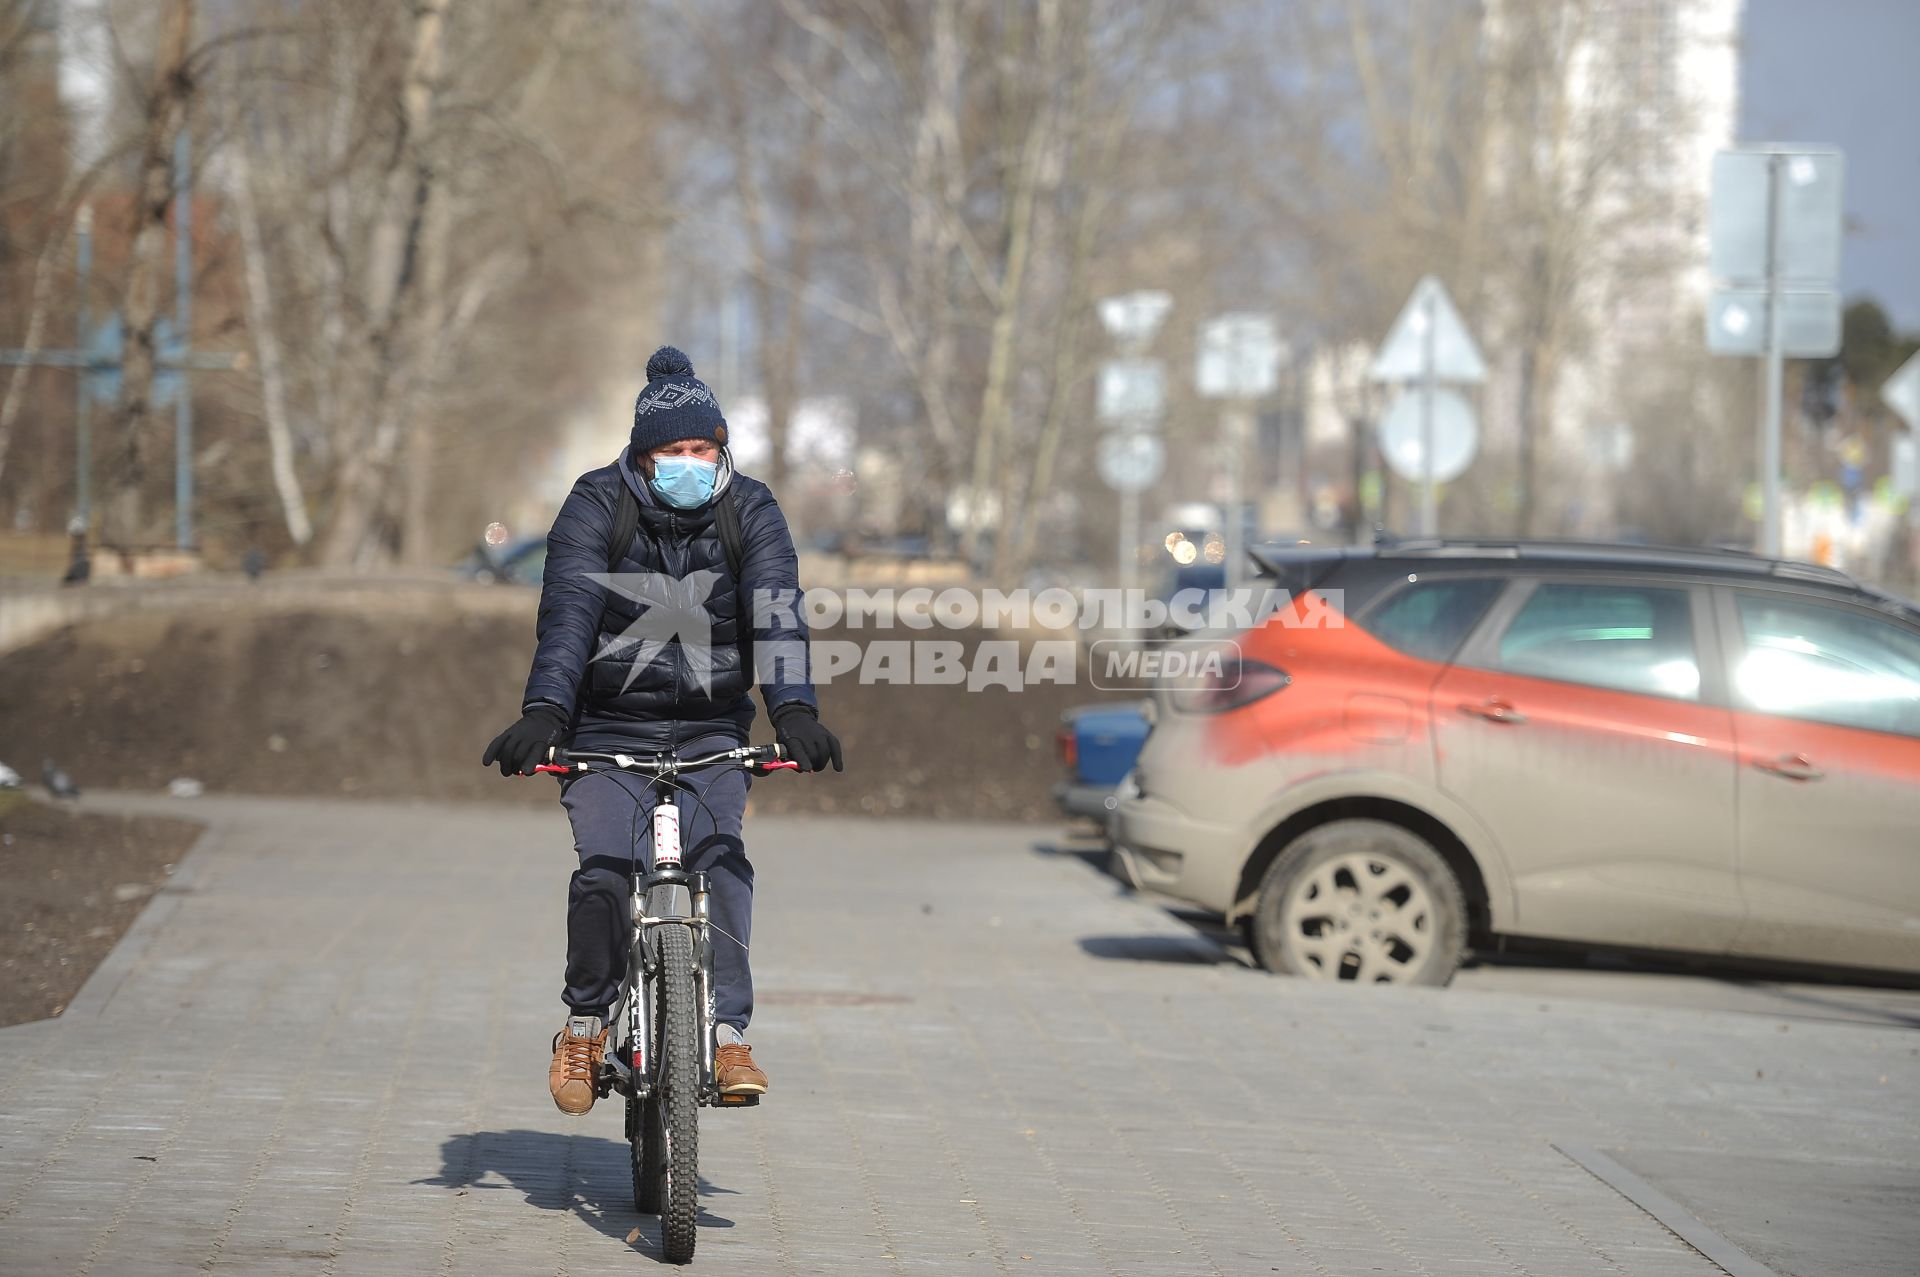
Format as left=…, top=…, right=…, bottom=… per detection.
left=528, top=741, right=798, bottom=1263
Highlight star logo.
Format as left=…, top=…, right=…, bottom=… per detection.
left=588, top=570, right=725, bottom=695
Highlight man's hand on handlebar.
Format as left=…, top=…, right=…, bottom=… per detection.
left=770, top=704, right=843, bottom=774
left=481, top=704, right=568, bottom=777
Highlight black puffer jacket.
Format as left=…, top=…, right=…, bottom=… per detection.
left=521, top=451, right=817, bottom=750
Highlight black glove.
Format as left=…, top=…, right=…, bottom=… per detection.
left=772, top=704, right=843, bottom=773
left=481, top=704, right=568, bottom=777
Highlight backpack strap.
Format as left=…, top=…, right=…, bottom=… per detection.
left=606, top=480, right=641, bottom=575
left=714, top=483, right=746, bottom=581
left=714, top=485, right=755, bottom=687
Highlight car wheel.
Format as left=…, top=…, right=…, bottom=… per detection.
left=1248, top=819, right=1466, bottom=986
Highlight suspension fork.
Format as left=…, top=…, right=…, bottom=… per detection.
left=633, top=775, right=687, bottom=1098
left=692, top=870, right=715, bottom=1089
left=629, top=878, right=652, bottom=1095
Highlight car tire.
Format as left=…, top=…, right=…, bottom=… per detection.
left=1248, top=819, right=1467, bottom=986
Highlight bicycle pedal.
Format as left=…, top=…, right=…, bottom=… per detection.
left=714, top=1092, right=761, bottom=1107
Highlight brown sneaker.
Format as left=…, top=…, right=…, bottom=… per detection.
left=549, top=1015, right=608, bottom=1115
left=715, top=1043, right=768, bottom=1096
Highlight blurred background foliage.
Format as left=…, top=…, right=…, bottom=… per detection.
left=0, top=0, right=1914, bottom=584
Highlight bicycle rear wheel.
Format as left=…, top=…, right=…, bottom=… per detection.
left=653, top=923, right=701, bottom=1262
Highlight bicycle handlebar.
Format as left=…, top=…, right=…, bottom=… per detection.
left=527, top=742, right=798, bottom=778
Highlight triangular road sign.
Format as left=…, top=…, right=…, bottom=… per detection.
left=1884, top=350, right=1920, bottom=434
left=1368, top=276, right=1487, bottom=384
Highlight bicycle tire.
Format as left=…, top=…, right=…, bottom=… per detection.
left=654, top=923, right=701, bottom=1262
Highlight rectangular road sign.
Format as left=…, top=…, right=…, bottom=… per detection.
left=1706, top=288, right=1842, bottom=358
left=1710, top=148, right=1844, bottom=285
left=1197, top=313, right=1282, bottom=399
left=1097, top=358, right=1166, bottom=426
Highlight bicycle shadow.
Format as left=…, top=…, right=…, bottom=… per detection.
left=418, top=1130, right=738, bottom=1256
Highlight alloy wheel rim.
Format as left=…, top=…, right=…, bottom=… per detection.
left=1279, top=850, right=1435, bottom=982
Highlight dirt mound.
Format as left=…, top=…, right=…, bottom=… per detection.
left=0, top=600, right=1125, bottom=821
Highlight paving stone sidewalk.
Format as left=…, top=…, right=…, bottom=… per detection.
left=0, top=793, right=1913, bottom=1276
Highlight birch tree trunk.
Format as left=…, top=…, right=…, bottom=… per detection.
left=228, top=134, right=313, bottom=546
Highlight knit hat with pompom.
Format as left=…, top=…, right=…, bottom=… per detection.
left=629, top=346, right=729, bottom=455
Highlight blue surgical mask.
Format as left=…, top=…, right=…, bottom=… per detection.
left=649, top=455, right=719, bottom=509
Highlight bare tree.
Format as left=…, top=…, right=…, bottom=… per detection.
left=1, top=0, right=1737, bottom=575
left=313, top=0, right=447, bottom=566
left=101, top=0, right=195, bottom=550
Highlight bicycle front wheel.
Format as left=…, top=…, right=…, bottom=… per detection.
left=652, top=923, right=701, bottom=1262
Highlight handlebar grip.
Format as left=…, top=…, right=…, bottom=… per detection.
left=532, top=763, right=572, bottom=775
left=755, top=760, right=800, bottom=772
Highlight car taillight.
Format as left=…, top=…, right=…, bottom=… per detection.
left=1169, top=655, right=1290, bottom=714
left=1056, top=725, right=1077, bottom=769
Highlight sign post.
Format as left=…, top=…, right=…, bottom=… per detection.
left=1762, top=156, right=1785, bottom=560
left=1097, top=430, right=1167, bottom=595
left=1196, top=313, right=1282, bottom=585
left=1367, top=277, right=1486, bottom=535
left=1707, top=146, right=1844, bottom=557
left=1096, top=291, right=1172, bottom=591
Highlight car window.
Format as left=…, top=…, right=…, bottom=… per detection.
left=1495, top=582, right=1699, bottom=700
left=1732, top=593, right=1920, bottom=737
left=1363, top=578, right=1505, bottom=662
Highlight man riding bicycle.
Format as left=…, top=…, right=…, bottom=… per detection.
left=482, top=345, right=843, bottom=1116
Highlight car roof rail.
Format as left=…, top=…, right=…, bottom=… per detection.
left=1765, top=559, right=1859, bottom=585
left=1374, top=536, right=1864, bottom=584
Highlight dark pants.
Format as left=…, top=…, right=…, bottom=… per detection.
left=559, top=733, right=754, bottom=1031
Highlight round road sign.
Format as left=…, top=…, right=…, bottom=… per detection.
left=1377, top=387, right=1478, bottom=484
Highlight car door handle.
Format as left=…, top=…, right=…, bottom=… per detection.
left=1458, top=697, right=1527, bottom=725
left=1752, top=753, right=1823, bottom=782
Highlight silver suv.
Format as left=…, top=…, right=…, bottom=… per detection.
left=1109, top=541, right=1920, bottom=985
